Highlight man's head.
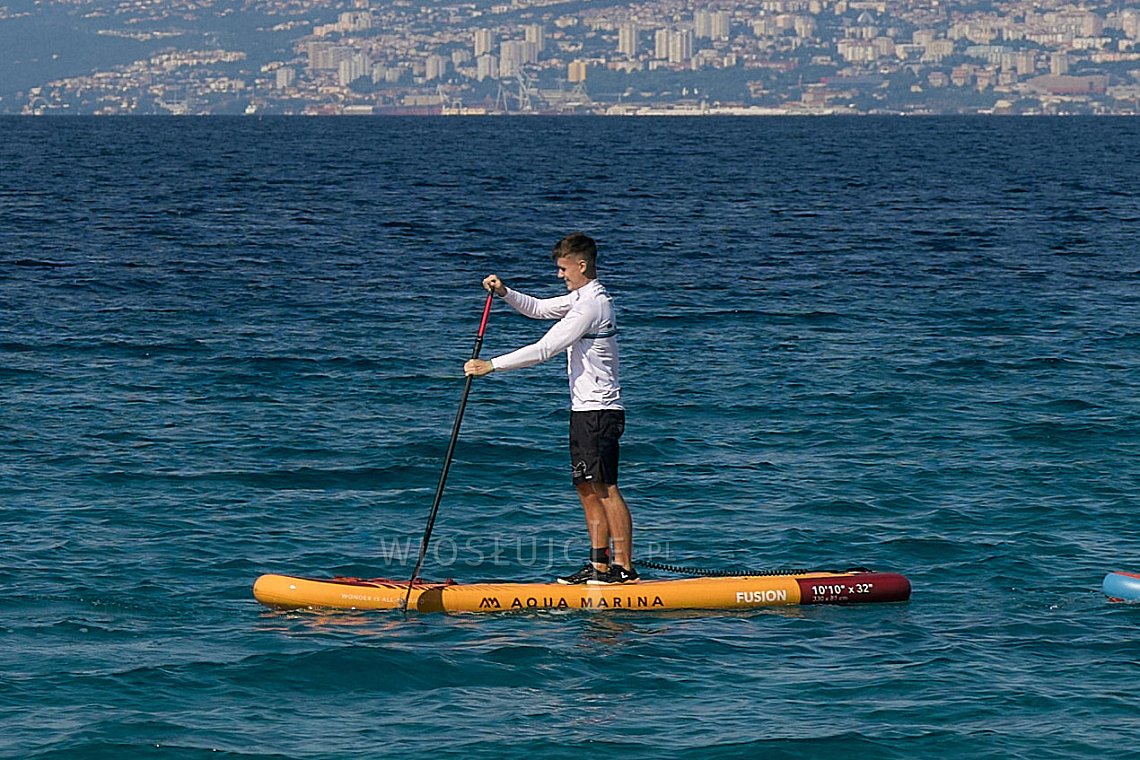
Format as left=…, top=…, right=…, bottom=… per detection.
left=551, top=232, right=597, bottom=292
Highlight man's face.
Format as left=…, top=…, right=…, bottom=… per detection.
left=555, top=255, right=590, bottom=291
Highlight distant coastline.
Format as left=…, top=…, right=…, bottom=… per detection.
left=6, top=0, right=1140, bottom=116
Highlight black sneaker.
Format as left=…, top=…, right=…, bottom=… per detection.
left=557, top=562, right=601, bottom=585
left=587, top=564, right=640, bottom=585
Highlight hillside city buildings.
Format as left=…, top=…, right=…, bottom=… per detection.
left=16, top=0, right=1140, bottom=115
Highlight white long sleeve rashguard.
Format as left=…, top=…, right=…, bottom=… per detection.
left=490, top=279, right=623, bottom=412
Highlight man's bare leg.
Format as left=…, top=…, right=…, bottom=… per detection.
left=575, top=482, right=611, bottom=569
left=576, top=481, right=633, bottom=569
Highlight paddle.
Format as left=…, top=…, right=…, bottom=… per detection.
left=402, top=289, right=496, bottom=613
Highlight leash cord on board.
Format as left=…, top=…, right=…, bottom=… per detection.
left=632, top=559, right=872, bottom=578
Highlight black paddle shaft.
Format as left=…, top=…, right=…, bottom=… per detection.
left=403, top=290, right=495, bottom=612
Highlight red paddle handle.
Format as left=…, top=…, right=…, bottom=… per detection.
left=471, top=289, right=494, bottom=358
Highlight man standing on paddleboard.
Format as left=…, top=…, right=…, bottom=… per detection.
left=464, top=232, right=637, bottom=585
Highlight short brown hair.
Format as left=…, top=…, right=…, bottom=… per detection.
left=551, top=232, right=597, bottom=265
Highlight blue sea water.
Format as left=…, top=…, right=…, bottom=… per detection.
left=1, top=116, right=1139, bottom=759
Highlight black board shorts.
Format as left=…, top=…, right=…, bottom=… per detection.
left=569, top=409, right=625, bottom=485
